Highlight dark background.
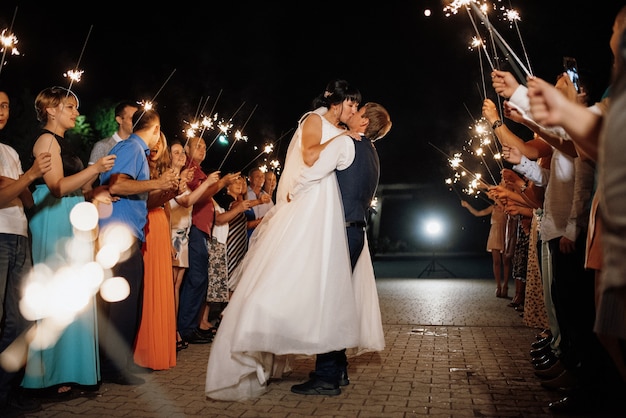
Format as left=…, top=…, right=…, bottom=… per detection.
left=1, top=0, right=623, bottom=254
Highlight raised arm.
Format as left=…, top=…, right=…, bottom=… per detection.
left=33, top=133, right=116, bottom=198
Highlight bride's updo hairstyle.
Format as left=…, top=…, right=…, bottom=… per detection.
left=311, top=79, right=361, bottom=110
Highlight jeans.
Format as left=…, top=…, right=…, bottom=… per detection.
left=177, top=225, right=209, bottom=339
left=0, top=233, right=33, bottom=404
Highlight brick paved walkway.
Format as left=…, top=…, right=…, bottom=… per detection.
left=19, top=276, right=602, bottom=417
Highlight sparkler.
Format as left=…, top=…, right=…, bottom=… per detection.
left=469, top=1, right=531, bottom=79
left=475, top=147, right=498, bottom=185
left=47, top=25, right=93, bottom=152
left=470, top=36, right=489, bottom=99
left=239, top=127, right=294, bottom=173
left=132, top=68, right=177, bottom=129
left=503, top=5, right=533, bottom=78
left=182, top=90, right=224, bottom=172
left=0, top=6, right=19, bottom=79
left=217, top=104, right=258, bottom=171
left=465, top=8, right=495, bottom=72
left=445, top=177, right=464, bottom=199
left=429, top=141, right=492, bottom=192
left=205, top=100, right=245, bottom=151
left=65, top=25, right=92, bottom=92
left=445, top=1, right=531, bottom=82
left=469, top=116, right=504, bottom=172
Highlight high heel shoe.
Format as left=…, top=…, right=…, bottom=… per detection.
left=500, top=285, right=509, bottom=299
left=496, top=286, right=502, bottom=297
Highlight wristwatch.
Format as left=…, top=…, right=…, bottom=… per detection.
left=492, top=119, right=503, bottom=130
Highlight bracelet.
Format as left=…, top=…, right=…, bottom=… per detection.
left=491, top=119, right=503, bottom=130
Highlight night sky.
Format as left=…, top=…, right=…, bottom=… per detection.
left=1, top=1, right=623, bottom=252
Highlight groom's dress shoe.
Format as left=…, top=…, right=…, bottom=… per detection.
left=291, top=379, right=340, bottom=396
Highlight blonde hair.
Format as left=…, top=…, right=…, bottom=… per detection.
left=150, top=132, right=171, bottom=179
left=362, top=102, right=392, bottom=141
left=34, top=86, right=79, bottom=123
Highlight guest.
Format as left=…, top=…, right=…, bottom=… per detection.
left=23, top=86, right=116, bottom=397
left=169, top=139, right=220, bottom=349
left=133, top=132, right=178, bottom=370
left=487, top=74, right=594, bottom=382
left=495, top=160, right=549, bottom=331
left=244, top=167, right=266, bottom=237
left=0, top=86, right=51, bottom=416
left=255, top=170, right=277, bottom=219
left=461, top=193, right=510, bottom=298
left=494, top=66, right=610, bottom=412
left=523, top=10, right=626, bottom=410
left=88, top=100, right=138, bottom=166
left=490, top=175, right=536, bottom=312
left=198, top=176, right=269, bottom=336
left=176, top=136, right=238, bottom=345
left=216, top=176, right=268, bottom=290
left=167, top=139, right=196, bottom=351
left=97, top=108, right=178, bottom=385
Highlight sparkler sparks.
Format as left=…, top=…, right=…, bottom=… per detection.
left=63, top=69, right=84, bottom=83
left=0, top=6, right=20, bottom=78
left=0, top=28, right=19, bottom=55
left=217, top=104, right=257, bottom=171
left=239, top=128, right=293, bottom=174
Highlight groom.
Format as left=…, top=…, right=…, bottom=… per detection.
left=291, top=102, right=392, bottom=396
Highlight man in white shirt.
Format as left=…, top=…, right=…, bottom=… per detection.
left=88, top=100, right=138, bottom=166
left=0, top=87, right=51, bottom=416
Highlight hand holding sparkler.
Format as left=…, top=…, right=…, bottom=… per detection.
left=501, top=144, right=522, bottom=165
left=205, top=171, right=221, bottom=187
left=500, top=168, right=526, bottom=190
left=219, top=172, right=241, bottom=189
left=177, top=167, right=196, bottom=193
left=502, top=101, right=525, bottom=124
left=92, top=155, right=117, bottom=174
left=25, top=151, right=52, bottom=180
left=491, top=70, right=520, bottom=99
left=481, top=98, right=501, bottom=127
left=157, top=169, right=179, bottom=193
left=527, top=75, right=573, bottom=128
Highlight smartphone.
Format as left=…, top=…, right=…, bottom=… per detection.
left=563, top=56, right=580, bottom=93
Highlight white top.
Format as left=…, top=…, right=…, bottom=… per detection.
left=0, top=143, right=28, bottom=236
left=508, top=85, right=594, bottom=243
left=88, top=131, right=124, bottom=165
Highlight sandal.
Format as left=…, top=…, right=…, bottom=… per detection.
left=28, top=385, right=76, bottom=402
left=197, top=326, right=217, bottom=337
left=176, top=339, right=189, bottom=352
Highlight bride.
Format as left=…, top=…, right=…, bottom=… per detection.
left=205, top=80, right=383, bottom=401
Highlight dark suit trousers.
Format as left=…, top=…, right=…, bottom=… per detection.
left=98, top=240, right=144, bottom=377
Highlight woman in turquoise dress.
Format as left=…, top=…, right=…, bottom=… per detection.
left=23, top=87, right=115, bottom=396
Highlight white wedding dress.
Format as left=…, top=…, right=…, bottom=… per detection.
left=205, top=110, right=385, bottom=401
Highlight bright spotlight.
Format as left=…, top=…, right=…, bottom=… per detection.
left=425, top=219, right=442, bottom=237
